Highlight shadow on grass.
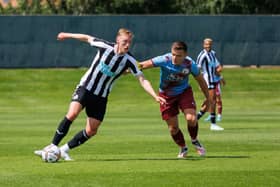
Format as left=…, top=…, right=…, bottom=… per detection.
left=82, top=155, right=250, bottom=162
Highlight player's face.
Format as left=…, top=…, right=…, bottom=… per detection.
left=171, top=49, right=187, bottom=65
left=116, top=34, right=132, bottom=54
left=203, top=41, right=212, bottom=52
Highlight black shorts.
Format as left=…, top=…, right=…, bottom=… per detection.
left=208, top=82, right=216, bottom=90
left=71, top=86, right=107, bottom=121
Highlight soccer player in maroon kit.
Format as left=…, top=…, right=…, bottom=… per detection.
left=139, top=41, right=209, bottom=158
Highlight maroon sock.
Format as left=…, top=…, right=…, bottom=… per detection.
left=171, top=129, right=186, bottom=147
left=188, top=122, right=198, bottom=140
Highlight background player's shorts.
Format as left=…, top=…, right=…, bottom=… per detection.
left=203, top=74, right=216, bottom=89
left=159, top=87, right=196, bottom=120
left=72, top=86, right=107, bottom=121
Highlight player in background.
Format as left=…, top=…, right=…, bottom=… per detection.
left=196, top=38, right=224, bottom=131
left=34, top=28, right=166, bottom=161
left=205, top=65, right=226, bottom=122
left=139, top=41, right=209, bottom=158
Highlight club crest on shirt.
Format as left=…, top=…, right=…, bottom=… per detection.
left=98, top=62, right=116, bottom=77
left=182, top=68, right=189, bottom=75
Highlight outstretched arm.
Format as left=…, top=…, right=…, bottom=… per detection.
left=137, top=74, right=166, bottom=105
left=139, top=59, right=154, bottom=70
left=124, top=59, right=154, bottom=75
left=57, top=32, right=94, bottom=43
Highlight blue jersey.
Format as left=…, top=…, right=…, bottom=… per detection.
left=152, top=53, right=200, bottom=96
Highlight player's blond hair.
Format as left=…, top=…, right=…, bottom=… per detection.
left=204, top=38, right=213, bottom=43
left=117, top=28, right=134, bottom=38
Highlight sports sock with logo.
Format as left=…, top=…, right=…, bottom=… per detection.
left=210, top=113, right=216, bottom=124
left=197, top=110, right=205, bottom=120
left=68, top=129, right=90, bottom=149
left=52, top=117, right=72, bottom=145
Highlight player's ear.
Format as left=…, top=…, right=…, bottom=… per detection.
left=116, top=36, right=120, bottom=44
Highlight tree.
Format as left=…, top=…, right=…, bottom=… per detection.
left=0, top=0, right=279, bottom=15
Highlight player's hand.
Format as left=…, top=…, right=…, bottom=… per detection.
left=137, top=61, right=143, bottom=71
left=57, top=32, right=67, bottom=41
left=155, top=96, right=166, bottom=105
left=220, top=77, right=226, bottom=86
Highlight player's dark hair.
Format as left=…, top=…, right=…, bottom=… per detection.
left=172, top=41, right=188, bottom=52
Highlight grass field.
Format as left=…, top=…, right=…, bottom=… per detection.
left=0, top=68, right=280, bottom=187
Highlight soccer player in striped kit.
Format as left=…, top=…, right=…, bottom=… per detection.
left=196, top=38, right=224, bottom=131
left=204, top=65, right=226, bottom=122
left=139, top=41, right=209, bottom=158
left=34, top=28, right=166, bottom=160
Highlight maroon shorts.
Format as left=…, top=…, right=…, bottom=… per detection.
left=159, top=87, right=196, bottom=120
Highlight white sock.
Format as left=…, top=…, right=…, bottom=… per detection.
left=191, top=139, right=197, bottom=143
left=60, top=144, right=70, bottom=152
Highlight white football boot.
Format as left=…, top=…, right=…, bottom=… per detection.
left=210, top=124, right=224, bottom=131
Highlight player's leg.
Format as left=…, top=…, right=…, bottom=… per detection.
left=183, top=109, right=206, bottom=156
left=204, top=113, right=211, bottom=121
left=165, top=116, right=188, bottom=158
left=197, top=100, right=208, bottom=120
left=51, top=86, right=87, bottom=146
left=180, top=88, right=205, bottom=156
left=209, top=89, right=224, bottom=131
left=208, top=88, right=216, bottom=123
left=52, top=101, right=83, bottom=145
left=59, top=93, right=107, bottom=160
left=60, top=117, right=102, bottom=161
left=216, top=95, right=222, bottom=122
left=159, top=92, right=187, bottom=158
left=183, top=109, right=198, bottom=140
left=34, top=87, right=85, bottom=157
left=216, top=84, right=222, bottom=122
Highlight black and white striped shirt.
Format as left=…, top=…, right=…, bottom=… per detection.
left=78, top=38, right=142, bottom=98
left=196, top=49, right=220, bottom=88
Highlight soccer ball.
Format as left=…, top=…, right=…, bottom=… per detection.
left=42, top=145, right=61, bottom=163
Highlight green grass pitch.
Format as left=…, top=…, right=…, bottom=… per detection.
left=0, top=68, right=279, bottom=186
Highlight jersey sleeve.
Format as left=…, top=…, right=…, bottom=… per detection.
left=190, top=60, right=200, bottom=77
left=127, top=56, right=143, bottom=77
left=151, top=53, right=171, bottom=67
left=196, top=51, right=205, bottom=69
left=88, top=38, right=114, bottom=49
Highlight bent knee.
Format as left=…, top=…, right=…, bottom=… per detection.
left=168, top=126, right=179, bottom=135
left=86, top=128, right=98, bottom=137
left=86, top=119, right=102, bottom=137
left=66, top=112, right=79, bottom=121
left=186, top=115, right=197, bottom=126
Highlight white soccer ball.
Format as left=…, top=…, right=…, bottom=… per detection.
left=42, top=145, right=61, bottom=163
